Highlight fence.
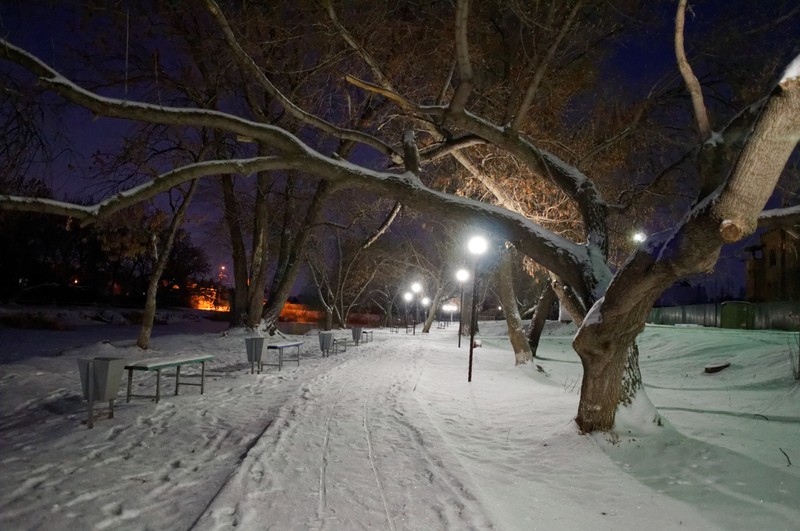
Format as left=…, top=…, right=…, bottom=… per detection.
left=647, top=300, right=800, bottom=330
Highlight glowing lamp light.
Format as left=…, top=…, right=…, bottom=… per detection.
left=411, top=282, right=422, bottom=294
left=468, top=235, right=488, bottom=255
left=422, top=297, right=431, bottom=307
left=456, top=269, right=469, bottom=283
left=632, top=231, right=647, bottom=243
left=403, top=292, right=413, bottom=302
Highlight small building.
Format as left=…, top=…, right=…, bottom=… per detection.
left=745, top=227, right=800, bottom=301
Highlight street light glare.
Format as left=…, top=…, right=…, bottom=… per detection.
left=632, top=231, right=647, bottom=243
left=468, top=235, right=488, bottom=255
left=422, top=297, right=431, bottom=306
left=456, top=269, right=470, bottom=282
left=411, top=282, right=422, bottom=293
left=403, top=292, right=413, bottom=302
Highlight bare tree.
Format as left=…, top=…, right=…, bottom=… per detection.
left=1, top=1, right=798, bottom=432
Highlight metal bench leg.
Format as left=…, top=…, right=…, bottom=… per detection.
left=200, top=362, right=206, bottom=394
left=155, top=368, right=161, bottom=403
left=175, top=365, right=181, bottom=396
left=126, top=368, right=133, bottom=403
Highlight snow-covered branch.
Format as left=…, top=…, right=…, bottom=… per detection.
left=0, top=40, right=304, bottom=155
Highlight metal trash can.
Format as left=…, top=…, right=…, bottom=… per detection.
left=77, top=357, right=125, bottom=429
left=351, top=326, right=363, bottom=345
left=245, top=337, right=267, bottom=374
left=319, top=331, right=334, bottom=356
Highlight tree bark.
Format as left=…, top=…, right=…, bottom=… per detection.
left=421, top=286, right=444, bottom=333
left=574, top=72, right=800, bottom=432
left=245, top=171, right=270, bottom=328
left=498, top=246, right=533, bottom=365
left=527, top=281, right=556, bottom=357
left=137, top=180, right=198, bottom=349
left=221, top=175, right=250, bottom=326
left=262, top=181, right=330, bottom=333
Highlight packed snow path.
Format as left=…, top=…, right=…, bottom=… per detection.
left=3, top=314, right=797, bottom=530
left=195, top=336, right=498, bottom=530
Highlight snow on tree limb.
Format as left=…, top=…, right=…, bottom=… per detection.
left=0, top=35, right=593, bottom=290
left=759, top=204, right=800, bottom=228
left=782, top=53, right=800, bottom=84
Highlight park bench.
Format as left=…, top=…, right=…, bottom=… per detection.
left=125, top=354, right=214, bottom=403
left=261, top=341, right=303, bottom=371
left=361, top=330, right=374, bottom=343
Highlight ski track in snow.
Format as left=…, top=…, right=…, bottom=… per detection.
left=194, top=334, right=497, bottom=530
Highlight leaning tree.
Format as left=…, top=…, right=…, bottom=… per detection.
left=1, top=0, right=798, bottom=432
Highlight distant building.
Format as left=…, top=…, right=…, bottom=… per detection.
left=745, top=227, right=800, bottom=301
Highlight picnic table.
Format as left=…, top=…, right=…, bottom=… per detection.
left=125, top=354, right=213, bottom=403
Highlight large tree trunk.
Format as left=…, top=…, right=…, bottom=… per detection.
left=421, top=286, right=444, bottom=333
left=574, top=71, right=800, bottom=432
left=137, top=181, right=198, bottom=349
left=527, top=279, right=556, bottom=357
left=499, top=246, right=532, bottom=365
left=263, top=182, right=331, bottom=333
left=245, top=171, right=270, bottom=328
left=221, top=175, right=250, bottom=326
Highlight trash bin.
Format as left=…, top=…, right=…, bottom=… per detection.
left=245, top=337, right=267, bottom=374
left=351, top=326, right=363, bottom=345
left=77, top=357, right=125, bottom=429
left=319, top=331, right=334, bottom=356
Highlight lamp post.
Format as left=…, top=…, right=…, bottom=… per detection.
left=467, top=235, right=488, bottom=382
left=411, top=282, right=422, bottom=323
left=456, top=268, right=469, bottom=347
left=421, top=296, right=430, bottom=323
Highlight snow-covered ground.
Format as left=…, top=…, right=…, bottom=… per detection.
left=0, top=307, right=798, bottom=530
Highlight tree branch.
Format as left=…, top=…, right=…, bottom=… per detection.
left=450, top=0, right=474, bottom=114
left=361, top=201, right=403, bottom=250
left=0, top=39, right=303, bottom=154
left=203, top=0, right=400, bottom=161
left=509, top=1, right=583, bottom=132
left=675, top=0, right=711, bottom=140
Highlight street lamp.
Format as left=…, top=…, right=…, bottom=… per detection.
left=632, top=231, right=647, bottom=243
left=456, top=268, right=469, bottom=348
left=467, top=235, right=488, bottom=382
left=421, top=296, right=430, bottom=323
